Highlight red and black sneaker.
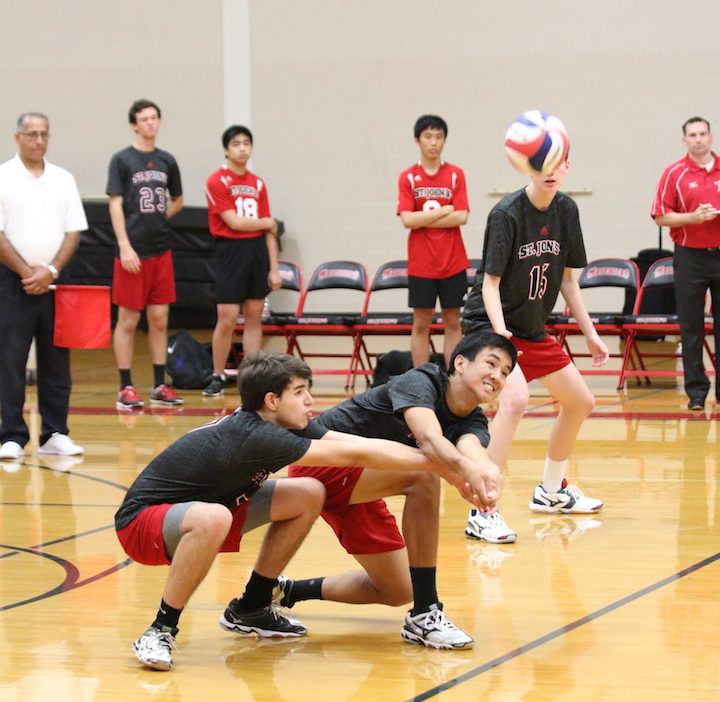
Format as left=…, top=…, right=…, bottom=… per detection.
left=150, top=384, right=184, bottom=406
left=116, top=386, right=144, bottom=410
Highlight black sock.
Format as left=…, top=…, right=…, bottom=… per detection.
left=284, top=577, right=324, bottom=607
left=153, top=364, right=166, bottom=388
left=237, top=571, right=277, bottom=611
left=409, top=566, right=438, bottom=615
left=119, top=368, right=132, bottom=389
left=152, top=599, right=182, bottom=631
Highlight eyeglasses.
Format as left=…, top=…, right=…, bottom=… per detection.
left=18, top=131, right=50, bottom=141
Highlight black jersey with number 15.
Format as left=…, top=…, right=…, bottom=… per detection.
left=463, top=189, right=587, bottom=341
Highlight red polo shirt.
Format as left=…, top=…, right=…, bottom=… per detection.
left=651, top=153, right=720, bottom=248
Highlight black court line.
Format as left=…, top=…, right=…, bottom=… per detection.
left=0, top=463, right=133, bottom=610
left=0, top=541, right=132, bottom=611
left=407, top=551, right=720, bottom=702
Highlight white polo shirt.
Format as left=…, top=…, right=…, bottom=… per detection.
left=0, top=154, right=88, bottom=266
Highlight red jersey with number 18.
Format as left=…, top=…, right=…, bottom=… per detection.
left=205, top=166, right=271, bottom=240
left=397, top=162, right=469, bottom=279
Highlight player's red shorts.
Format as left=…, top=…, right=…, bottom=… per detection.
left=112, top=249, right=176, bottom=310
left=511, top=335, right=572, bottom=382
left=288, top=465, right=405, bottom=555
left=116, top=501, right=250, bottom=566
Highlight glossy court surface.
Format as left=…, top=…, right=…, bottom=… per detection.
left=1, top=340, right=718, bottom=701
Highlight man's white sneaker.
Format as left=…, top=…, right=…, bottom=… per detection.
left=465, top=509, right=516, bottom=543
left=401, top=603, right=474, bottom=650
left=529, top=480, right=603, bottom=514
left=0, top=441, right=24, bottom=460
left=132, top=626, right=178, bottom=671
left=38, top=432, right=84, bottom=456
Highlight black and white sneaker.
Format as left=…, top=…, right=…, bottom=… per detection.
left=219, top=599, right=307, bottom=637
left=272, top=576, right=296, bottom=608
left=529, top=479, right=603, bottom=514
left=401, top=603, right=474, bottom=650
left=203, top=374, right=226, bottom=397
left=465, top=509, right=516, bottom=543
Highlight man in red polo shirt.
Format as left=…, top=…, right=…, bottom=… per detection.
left=652, top=116, right=720, bottom=410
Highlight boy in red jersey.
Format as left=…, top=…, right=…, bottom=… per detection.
left=397, top=115, right=470, bottom=367
left=203, top=125, right=281, bottom=397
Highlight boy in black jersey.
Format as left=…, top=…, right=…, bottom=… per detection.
left=107, top=99, right=184, bottom=411
left=462, top=156, right=609, bottom=543
left=117, top=352, right=487, bottom=671
left=276, top=332, right=516, bottom=650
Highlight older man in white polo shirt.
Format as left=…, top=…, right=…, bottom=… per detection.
left=0, top=112, right=88, bottom=459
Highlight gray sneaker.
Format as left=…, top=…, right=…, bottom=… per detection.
left=132, top=626, right=178, bottom=671
left=202, top=374, right=226, bottom=397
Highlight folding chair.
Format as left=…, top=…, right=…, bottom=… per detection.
left=466, top=258, right=482, bottom=288
left=549, top=257, right=642, bottom=387
left=352, top=260, right=444, bottom=384
left=231, top=260, right=304, bottom=369
left=619, top=257, right=716, bottom=388
left=284, top=260, right=369, bottom=390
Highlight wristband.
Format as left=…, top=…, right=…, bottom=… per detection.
left=45, top=263, right=59, bottom=280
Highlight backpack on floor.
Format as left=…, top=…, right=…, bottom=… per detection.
left=166, top=331, right=213, bottom=389
left=372, top=350, right=445, bottom=387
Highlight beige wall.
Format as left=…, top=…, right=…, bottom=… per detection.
left=0, top=0, right=225, bottom=204
left=2, top=0, right=719, bottom=308
left=248, top=0, right=720, bottom=294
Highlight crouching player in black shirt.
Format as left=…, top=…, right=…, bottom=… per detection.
left=273, top=332, right=516, bottom=650
left=116, top=351, right=491, bottom=670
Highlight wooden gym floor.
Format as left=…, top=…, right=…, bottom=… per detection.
left=1, top=335, right=719, bottom=701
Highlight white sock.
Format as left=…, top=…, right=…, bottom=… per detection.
left=541, top=457, right=567, bottom=493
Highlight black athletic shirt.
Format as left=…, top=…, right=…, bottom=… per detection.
left=106, top=146, right=183, bottom=258
left=298, top=363, right=490, bottom=448
left=115, top=410, right=326, bottom=530
left=462, top=189, right=587, bottom=340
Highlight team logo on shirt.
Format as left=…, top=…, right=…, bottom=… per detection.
left=132, top=170, right=168, bottom=184
left=539, top=226, right=549, bottom=237
left=414, top=187, right=451, bottom=198
left=229, top=184, right=260, bottom=197
left=518, top=239, right=561, bottom=259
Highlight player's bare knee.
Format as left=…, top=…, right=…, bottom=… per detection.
left=293, top=477, right=326, bottom=517
left=405, top=469, right=440, bottom=494
left=499, top=385, right=529, bottom=418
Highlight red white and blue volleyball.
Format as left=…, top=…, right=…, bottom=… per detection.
left=504, top=110, right=569, bottom=175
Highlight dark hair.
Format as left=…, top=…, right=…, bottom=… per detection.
left=238, top=351, right=312, bottom=411
left=448, top=332, right=518, bottom=375
left=128, top=99, right=161, bottom=124
left=414, top=114, right=448, bottom=140
left=682, top=116, right=711, bottom=135
left=222, top=125, right=253, bottom=149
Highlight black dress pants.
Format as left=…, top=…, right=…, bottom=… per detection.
left=673, top=245, right=720, bottom=401
left=0, top=265, right=71, bottom=447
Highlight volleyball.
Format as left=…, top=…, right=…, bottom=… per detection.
left=504, top=110, right=569, bottom=175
